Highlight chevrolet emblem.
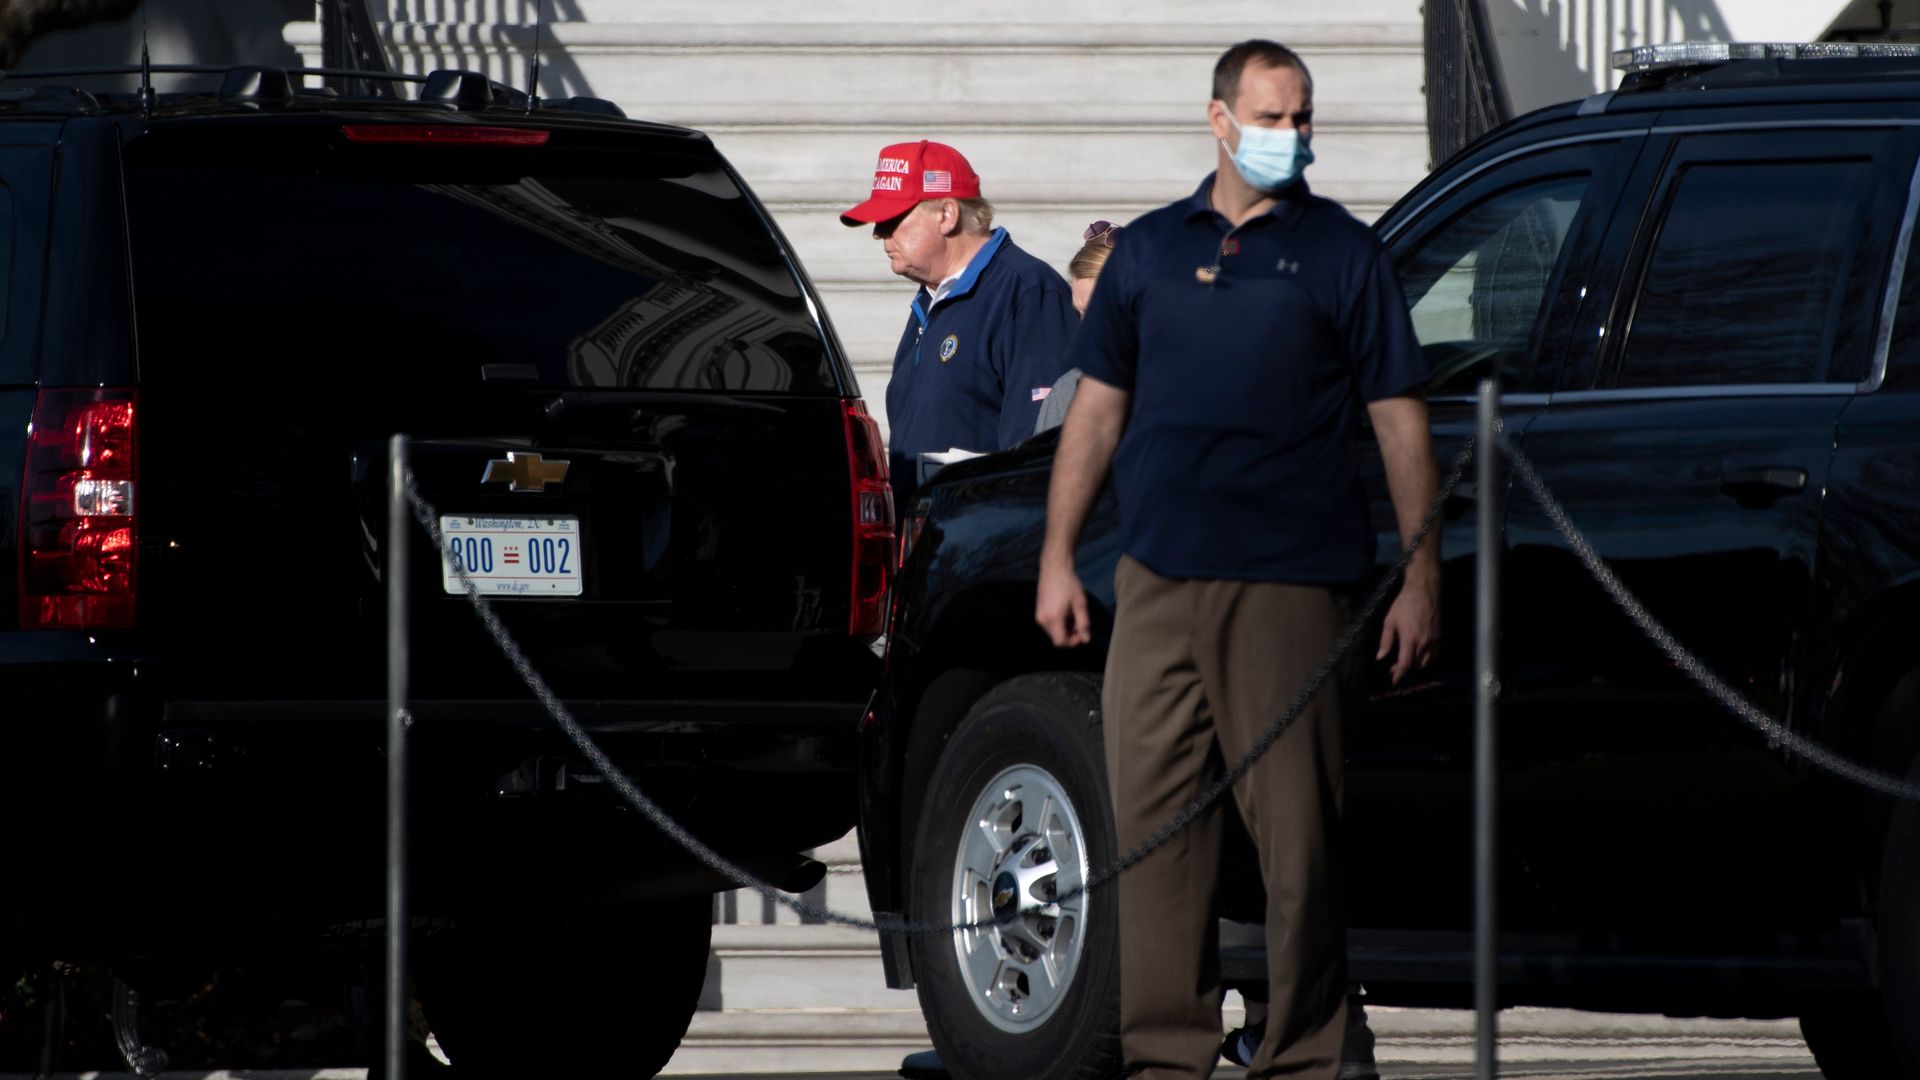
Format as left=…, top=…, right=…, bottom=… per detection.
left=481, top=452, right=570, bottom=493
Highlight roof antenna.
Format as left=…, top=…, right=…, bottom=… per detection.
left=137, top=2, right=154, bottom=117
left=523, top=0, right=544, bottom=113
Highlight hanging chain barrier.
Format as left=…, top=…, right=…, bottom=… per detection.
left=399, top=425, right=1920, bottom=937
left=403, top=439, right=1471, bottom=935
left=1499, top=431, right=1920, bottom=802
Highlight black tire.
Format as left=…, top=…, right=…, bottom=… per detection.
left=1874, top=751, right=1920, bottom=1078
left=1800, top=998, right=1901, bottom=1079
left=1804, top=750, right=1920, bottom=1079
left=907, top=672, right=1120, bottom=1080
left=417, top=895, right=711, bottom=1079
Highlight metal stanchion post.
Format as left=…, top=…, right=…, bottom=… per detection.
left=1473, top=380, right=1500, bottom=1080
left=386, top=435, right=412, bottom=1080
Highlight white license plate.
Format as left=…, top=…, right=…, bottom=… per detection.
left=439, top=516, right=583, bottom=596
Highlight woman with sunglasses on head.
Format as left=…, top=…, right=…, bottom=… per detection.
left=1034, top=219, right=1124, bottom=433
left=1070, top=218, right=1123, bottom=314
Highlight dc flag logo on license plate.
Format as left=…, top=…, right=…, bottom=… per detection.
left=440, top=515, right=584, bottom=597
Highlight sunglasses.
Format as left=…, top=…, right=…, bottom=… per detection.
left=1083, top=220, right=1123, bottom=246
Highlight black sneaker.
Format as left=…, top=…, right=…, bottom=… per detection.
left=900, top=1047, right=948, bottom=1078
left=1218, top=1010, right=1379, bottom=1077
left=1340, top=998, right=1381, bottom=1080
left=1218, top=1022, right=1263, bottom=1067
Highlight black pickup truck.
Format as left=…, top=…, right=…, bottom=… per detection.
left=0, top=68, right=887, bottom=1075
left=859, top=47, right=1920, bottom=1080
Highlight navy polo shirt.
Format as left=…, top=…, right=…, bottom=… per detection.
left=1069, top=176, right=1428, bottom=584
left=885, top=228, right=1077, bottom=501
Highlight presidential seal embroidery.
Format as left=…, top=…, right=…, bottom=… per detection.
left=939, top=334, right=959, bottom=362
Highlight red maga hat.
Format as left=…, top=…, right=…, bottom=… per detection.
left=840, top=140, right=982, bottom=226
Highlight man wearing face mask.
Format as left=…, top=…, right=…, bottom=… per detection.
left=1034, top=39, right=1439, bottom=1080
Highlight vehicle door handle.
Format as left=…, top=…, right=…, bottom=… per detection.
left=1720, top=466, right=1807, bottom=497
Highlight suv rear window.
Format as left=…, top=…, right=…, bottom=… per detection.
left=122, top=125, right=838, bottom=393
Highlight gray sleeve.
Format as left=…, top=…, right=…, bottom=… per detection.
left=1033, top=368, right=1083, bottom=434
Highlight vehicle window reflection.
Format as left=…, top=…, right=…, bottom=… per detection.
left=122, top=138, right=834, bottom=394
left=1398, top=175, right=1588, bottom=396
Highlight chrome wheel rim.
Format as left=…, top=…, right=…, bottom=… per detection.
left=949, top=762, right=1091, bottom=1033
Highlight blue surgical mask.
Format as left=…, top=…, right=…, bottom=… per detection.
left=1216, top=102, right=1314, bottom=192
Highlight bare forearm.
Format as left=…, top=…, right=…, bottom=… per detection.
left=1370, top=396, right=1440, bottom=580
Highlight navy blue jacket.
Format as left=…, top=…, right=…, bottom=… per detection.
left=885, top=229, right=1077, bottom=502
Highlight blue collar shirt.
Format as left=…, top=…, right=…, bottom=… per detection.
left=884, top=227, right=1077, bottom=502
left=1067, top=177, right=1429, bottom=583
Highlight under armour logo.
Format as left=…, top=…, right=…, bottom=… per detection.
left=1277, top=259, right=1300, bottom=273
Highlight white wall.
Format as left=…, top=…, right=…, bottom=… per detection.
left=1487, top=0, right=1861, bottom=114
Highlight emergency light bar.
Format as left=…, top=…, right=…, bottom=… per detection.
left=1612, top=41, right=1920, bottom=74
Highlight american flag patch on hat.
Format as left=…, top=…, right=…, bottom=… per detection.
left=923, top=169, right=953, bottom=193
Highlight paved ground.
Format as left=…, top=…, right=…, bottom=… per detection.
left=0, top=1060, right=1827, bottom=1068
left=2, top=1007, right=1827, bottom=1079
left=668, top=1068, right=1822, bottom=1080
left=2, top=1056, right=1827, bottom=1078
left=0, top=1055, right=1830, bottom=1078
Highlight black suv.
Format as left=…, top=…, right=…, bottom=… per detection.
left=859, top=45, right=1920, bottom=1080
left=0, top=67, right=888, bottom=1074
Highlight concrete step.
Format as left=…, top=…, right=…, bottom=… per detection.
left=645, top=101, right=1427, bottom=128
left=387, top=0, right=1425, bottom=28
left=665, top=1008, right=931, bottom=1076
left=701, top=925, right=898, bottom=1011
left=291, top=21, right=1422, bottom=108
left=714, top=831, right=873, bottom=927
left=0, top=1005, right=1816, bottom=1077
left=780, top=158, right=1416, bottom=272
left=1365, top=1007, right=1811, bottom=1065
left=719, top=128, right=1424, bottom=205
left=671, top=916, right=924, bottom=1075
left=683, top=830, right=916, bottom=1072
left=679, top=836, right=1814, bottom=1072
left=286, top=0, right=1430, bottom=443
left=665, top=997, right=1814, bottom=1075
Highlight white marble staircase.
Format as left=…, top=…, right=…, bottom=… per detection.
left=666, top=831, right=928, bottom=1075
left=280, top=5, right=1431, bottom=1069
left=287, top=0, right=1431, bottom=441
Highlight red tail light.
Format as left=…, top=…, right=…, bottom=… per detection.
left=898, top=503, right=929, bottom=570
left=341, top=124, right=551, bottom=147
left=842, top=399, right=894, bottom=637
left=19, top=389, right=138, bottom=629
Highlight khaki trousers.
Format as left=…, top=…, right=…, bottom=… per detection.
left=1103, top=555, right=1348, bottom=1079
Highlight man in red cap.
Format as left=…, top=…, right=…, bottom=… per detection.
left=842, top=140, right=1078, bottom=503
